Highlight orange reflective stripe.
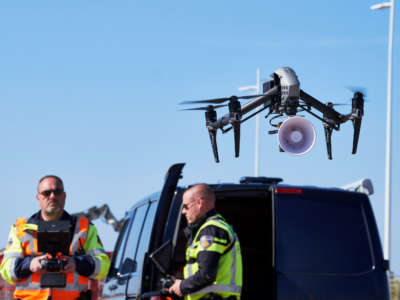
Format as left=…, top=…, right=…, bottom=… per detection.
left=52, top=289, right=81, bottom=300
left=33, top=239, right=38, bottom=254
left=69, top=217, right=89, bottom=254
left=66, top=272, right=75, bottom=284
left=78, top=275, right=89, bottom=285
left=22, top=241, right=30, bottom=255
left=79, top=217, right=89, bottom=232
left=14, top=289, right=49, bottom=300
left=16, top=218, right=27, bottom=238
left=80, top=237, right=86, bottom=248
left=17, top=277, right=27, bottom=283
left=79, top=218, right=89, bottom=248
left=31, top=273, right=41, bottom=284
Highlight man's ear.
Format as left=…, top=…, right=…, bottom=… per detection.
left=197, top=197, right=205, bottom=208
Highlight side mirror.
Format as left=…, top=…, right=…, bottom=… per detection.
left=120, top=258, right=137, bottom=275
left=149, top=240, right=173, bottom=275
left=116, top=258, right=136, bottom=285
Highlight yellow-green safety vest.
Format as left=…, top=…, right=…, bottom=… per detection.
left=183, top=214, right=242, bottom=300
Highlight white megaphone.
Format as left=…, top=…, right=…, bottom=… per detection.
left=278, top=116, right=316, bottom=155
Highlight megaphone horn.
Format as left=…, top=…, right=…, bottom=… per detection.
left=278, top=116, right=316, bottom=155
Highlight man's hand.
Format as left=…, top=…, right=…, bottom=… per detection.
left=29, top=254, right=48, bottom=273
left=168, top=279, right=183, bottom=297
left=62, top=256, right=76, bottom=273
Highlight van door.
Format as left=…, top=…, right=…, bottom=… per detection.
left=104, top=163, right=185, bottom=299
left=104, top=199, right=158, bottom=299
left=103, top=212, right=134, bottom=299
left=274, top=187, right=389, bottom=300
left=148, top=163, right=185, bottom=254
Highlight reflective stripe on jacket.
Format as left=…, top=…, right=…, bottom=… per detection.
left=183, top=214, right=243, bottom=300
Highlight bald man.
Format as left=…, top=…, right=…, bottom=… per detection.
left=169, top=184, right=242, bottom=300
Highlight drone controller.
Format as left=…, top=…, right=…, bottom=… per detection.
left=40, top=256, right=68, bottom=272
left=37, top=220, right=71, bottom=288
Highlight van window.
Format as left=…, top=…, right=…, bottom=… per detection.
left=122, top=203, right=149, bottom=262
left=134, top=201, right=157, bottom=269
left=127, top=201, right=158, bottom=294
left=276, top=192, right=374, bottom=274
left=107, top=215, right=132, bottom=279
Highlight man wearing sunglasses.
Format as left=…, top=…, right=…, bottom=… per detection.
left=0, top=175, right=110, bottom=300
left=168, top=184, right=243, bottom=300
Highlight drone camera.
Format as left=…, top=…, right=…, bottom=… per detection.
left=263, top=80, right=275, bottom=94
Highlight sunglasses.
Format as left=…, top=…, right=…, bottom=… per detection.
left=39, top=189, right=64, bottom=197
left=182, top=201, right=196, bottom=210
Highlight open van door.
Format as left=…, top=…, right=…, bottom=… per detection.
left=103, top=163, right=185, bottom=300
left=148, top=163, right=185, bottom=253
left=123, top=163, right=185, bottom=299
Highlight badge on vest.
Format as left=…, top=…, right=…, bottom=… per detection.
left=200, top=235, right=214, bottom=249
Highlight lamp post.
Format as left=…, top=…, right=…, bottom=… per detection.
left=371, top=0, right=395, bottom=263
left=239, top=68, right=261, bottom=176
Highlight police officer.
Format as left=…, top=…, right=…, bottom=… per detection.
left=0, top=175, right=110, bottom=300
left=169, top=184, right=242, bottom=300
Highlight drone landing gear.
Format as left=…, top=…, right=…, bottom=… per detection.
left=324, top=124, right=333, bottom=160
left=207, top=129, right=220, bottom=163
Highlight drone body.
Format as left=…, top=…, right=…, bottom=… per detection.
left=180, top=67, right=364, bottom=163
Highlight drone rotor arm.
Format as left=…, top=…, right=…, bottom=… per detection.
left=300, top=90, right=342, bottom=124
left=208, top=87, right=278, bottom=130
left=240, top=86, right=278, bottom=115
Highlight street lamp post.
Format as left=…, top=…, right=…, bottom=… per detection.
left=239, top=68, right=261, bottom=176
left=371, top=0, right=395, bottom=264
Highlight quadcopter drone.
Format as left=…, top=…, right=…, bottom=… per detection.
left=180, top=67, right=364, bottom=163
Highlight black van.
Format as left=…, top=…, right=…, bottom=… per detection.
left=102, top=163, right=390, bottom=300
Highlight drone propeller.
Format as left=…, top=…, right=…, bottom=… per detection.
left=179, top=104, right=227, bottom=111
left=329, top=102, right=350, bottom=107
left=180, top=94, right=263, bottom=105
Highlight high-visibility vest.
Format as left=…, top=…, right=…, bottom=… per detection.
left=183, top=214, right=242, bottom=300
left=13, top=217, right=90, bottom=300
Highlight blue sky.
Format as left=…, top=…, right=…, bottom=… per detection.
left=0, top=1, right=399, bottom=274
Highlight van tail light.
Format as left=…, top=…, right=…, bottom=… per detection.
left=275, top=187, right=302, bottom=194
left=151, top=297, right=173, bottom=300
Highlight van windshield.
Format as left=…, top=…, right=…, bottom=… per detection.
left=275, top=190, right=374, bottom=274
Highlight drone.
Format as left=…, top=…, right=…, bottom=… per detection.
left=180, top=67, right=364, bottom=163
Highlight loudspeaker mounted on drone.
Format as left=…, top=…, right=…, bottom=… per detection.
left=278, top=116, right=316, bottom=155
